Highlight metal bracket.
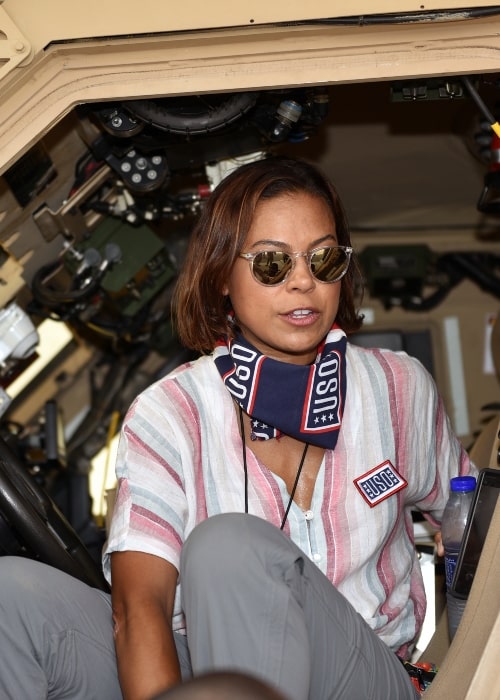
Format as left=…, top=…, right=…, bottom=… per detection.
left=33, top=164, right=113, bottom=242
left=0, top=6, right=33, bottom=80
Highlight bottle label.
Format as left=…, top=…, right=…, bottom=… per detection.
left=444, top=553, right=458, bottom=589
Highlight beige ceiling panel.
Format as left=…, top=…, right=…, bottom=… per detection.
left=4, top=0, right=500, bottom=53
left=1, top=12, right=500, bottom=174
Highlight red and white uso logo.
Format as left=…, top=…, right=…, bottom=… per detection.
left=353, top=461, right=407, bottom=507
left=223, top=343, right=260, bottom=402
left=301, top=351, right=342, bottom=434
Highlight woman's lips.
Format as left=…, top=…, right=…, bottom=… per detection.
left=281, top=309, right=319, bottom=325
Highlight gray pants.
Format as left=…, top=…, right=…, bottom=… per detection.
left=0, top=514, right=418, bottom=699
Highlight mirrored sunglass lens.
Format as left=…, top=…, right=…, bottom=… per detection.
left=253, top=251, right=292, bottom=284
left=310, top=247, right=349, bottom=282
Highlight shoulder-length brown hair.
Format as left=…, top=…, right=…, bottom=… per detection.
left=172, top=156, right=363, bottom=354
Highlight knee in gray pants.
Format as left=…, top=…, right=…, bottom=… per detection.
left=181, top=512, right=299, bottom=586
left=0, top=556, right=121, bottom=700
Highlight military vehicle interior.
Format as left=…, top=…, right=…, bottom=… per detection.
left=0, top=2, right=500, bottom=696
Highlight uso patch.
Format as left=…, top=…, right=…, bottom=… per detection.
left=354, top=461, right=407, bottom=507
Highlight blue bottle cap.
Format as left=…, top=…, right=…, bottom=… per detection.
left=450, top=475, right=477, bottom=492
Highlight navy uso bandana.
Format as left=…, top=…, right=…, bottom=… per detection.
left=213, top=326, right=347, bottom=450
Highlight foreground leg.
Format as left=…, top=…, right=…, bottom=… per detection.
left=180, top=514, right=418, bottom=700
left=0, top=556, right=122, bottom=700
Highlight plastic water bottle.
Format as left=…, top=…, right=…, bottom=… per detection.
left=441, top=475, right=476, bottom=588
left=440, top=475, right=477, bottom=638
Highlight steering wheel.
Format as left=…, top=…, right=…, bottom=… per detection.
left=0, top=435, right=109, bottom=591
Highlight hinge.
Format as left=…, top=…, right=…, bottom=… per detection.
left=0, top=6, right=33, bottom=81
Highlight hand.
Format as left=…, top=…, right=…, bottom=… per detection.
left=434, top=531, right=444, bottom=557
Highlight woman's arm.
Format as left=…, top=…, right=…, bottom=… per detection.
left=111, top=550, right=181, bottom=700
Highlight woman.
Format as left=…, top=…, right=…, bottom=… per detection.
left=0, top=156, right=473, bottom=699
left=106, top=156, right=472, bottom=699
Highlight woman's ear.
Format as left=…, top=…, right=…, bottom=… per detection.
left=222, top=282, right=229, bottom=296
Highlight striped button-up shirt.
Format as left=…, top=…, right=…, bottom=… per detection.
left=104, top=343, right=473, bottom=656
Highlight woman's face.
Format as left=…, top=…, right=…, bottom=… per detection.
left=223, top=191, right=342, bottom=365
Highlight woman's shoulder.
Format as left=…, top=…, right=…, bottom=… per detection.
left=346, top=340, right=434, bottom=388
left=347, top=339, right=426, bottom=368
left=121, top=355, right=228, bottom=442
left=164, top=352, right=214, bottom=380
left=128, top=353, right=225, bottom=413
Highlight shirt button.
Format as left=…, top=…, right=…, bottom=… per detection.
left=313, top=553, right=322, bottom=563
left=304, top=510, right=314, bottom=521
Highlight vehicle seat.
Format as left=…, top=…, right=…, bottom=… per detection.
left=421, top=414, right=500, bottom=698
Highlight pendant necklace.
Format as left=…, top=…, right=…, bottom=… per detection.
left=238, top=405, right=310, bottom=530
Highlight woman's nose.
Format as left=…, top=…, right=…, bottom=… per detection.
left=286, top=253, right=315, bottom=290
